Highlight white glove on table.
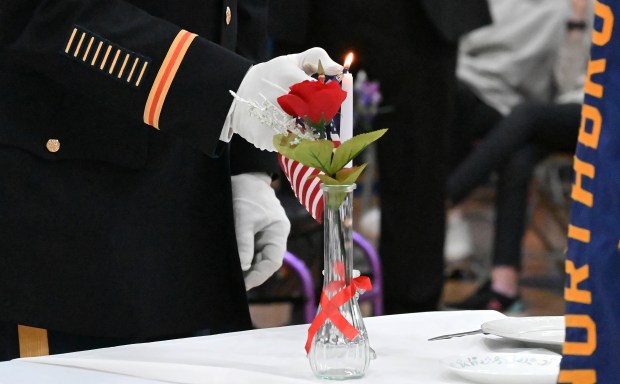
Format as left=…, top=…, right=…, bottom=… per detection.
left=231, top=172, right=291, bottom=290
left=223, top=47, right=343, bottom=152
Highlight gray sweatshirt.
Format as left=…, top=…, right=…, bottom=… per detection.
left=457, top=0, right=571, bottom=115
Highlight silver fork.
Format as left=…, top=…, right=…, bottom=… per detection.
left=428, top=329, right=487, bottom=341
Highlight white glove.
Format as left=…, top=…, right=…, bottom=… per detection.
left=223, top=47, right=343, bottom=151
left=231, top=172, right=291, bottom=290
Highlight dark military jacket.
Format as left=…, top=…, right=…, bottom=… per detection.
left=0, top=0, right=276, bottom=338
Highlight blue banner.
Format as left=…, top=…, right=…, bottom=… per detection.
left=561, top=1, right=620, bottom=383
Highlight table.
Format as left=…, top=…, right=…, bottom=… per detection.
left=0, top=310, right=560, bottom=383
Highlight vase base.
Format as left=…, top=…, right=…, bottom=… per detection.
left=314, top=369, right=365, bottom=380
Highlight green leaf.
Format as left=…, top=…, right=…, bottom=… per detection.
left=273, top=134, right=297, bottom=155
left=273, top=134, right=334, bottom=174
left=316, top=174, right=351, bottom=209
left=313, top=164, right=368, bottom=186
left=315, top=174, right=340, bottom=185
left=316, top=165, right=368, bottom=208
left=335, top=163, right=368, bottom=185
left=293, top=140, right=334, bottom=173
left=329, top=129, right=388, bottom=174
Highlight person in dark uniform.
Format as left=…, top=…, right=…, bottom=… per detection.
left=270, top=0, right=491, bottom=313
left=0, top=0, right=341, bottom=360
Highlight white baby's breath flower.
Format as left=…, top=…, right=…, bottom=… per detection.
left=229, top=91, right=320, bottom=142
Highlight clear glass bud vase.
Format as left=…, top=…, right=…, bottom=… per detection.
left=308, top=184, right=370, bottom=380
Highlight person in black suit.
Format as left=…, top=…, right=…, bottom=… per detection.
left=0, top=0, right=342, bottom=360
left=270, top=0, right=491, bottom=313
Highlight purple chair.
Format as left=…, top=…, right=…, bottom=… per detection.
left=283, top=251, right=317, bottom=324
left=353, top=231, right=384, bottom=316
left=282, top=232, right=383, bottom=324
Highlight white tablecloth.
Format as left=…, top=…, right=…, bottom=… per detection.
left=0, top=310, right=560, bottom=384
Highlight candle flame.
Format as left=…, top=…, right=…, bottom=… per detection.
left=343, top=52, right=354, bottom=70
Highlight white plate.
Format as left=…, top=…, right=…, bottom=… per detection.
left=481, top=316, right=565, bottom=346
left=442, top=353, right=561, bottom=384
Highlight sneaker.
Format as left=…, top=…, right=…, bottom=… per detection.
left=444, top=281, right=520, bottom=312
left=444, top=210, right=473, bottom=263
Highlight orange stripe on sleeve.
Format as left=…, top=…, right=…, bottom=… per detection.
left=18, top=325, right=49, bottom=358
left=65, top=28, right=78, bottom=53
left=108, top=49, right=122, bottom=74
left=117, top=53, right=130, bottom=78
left=135, top=61, right=149, bottom=87
left=100, top=45, right=112, bottom=70
left=143, top=30, right=197, bottom=129
left=73, top=32, right=86, bottom=57
left=127, top=57, right=140, bottom=82
left=82, top=36, right=94, bottom=61
left=91, top=41, right=103, bottom=66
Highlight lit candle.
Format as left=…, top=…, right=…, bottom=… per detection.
left=340, top=52, right=354, bottom=143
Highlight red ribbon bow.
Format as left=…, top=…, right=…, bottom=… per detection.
left=305, top=275, right=372, bottom=354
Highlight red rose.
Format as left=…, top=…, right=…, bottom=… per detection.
left=277, top=80, right=347, bottom=125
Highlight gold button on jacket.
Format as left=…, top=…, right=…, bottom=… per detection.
left=46, top=139, right=60, bottom=153
left=225, top=6, right=231, bottom=25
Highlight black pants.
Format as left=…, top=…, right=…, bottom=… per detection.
left=374, top=6, right=458, bottom=314
left=447, top=84, right=580, bottom=269
left=0, top=322, right=210, bottom=361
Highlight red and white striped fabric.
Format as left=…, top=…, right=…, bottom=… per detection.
left=278, top=154, right=325, bottom=222
left=279, top=132, right=342, bottom=223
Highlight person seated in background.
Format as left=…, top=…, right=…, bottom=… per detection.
left=444, top=0, right=592, bottom=311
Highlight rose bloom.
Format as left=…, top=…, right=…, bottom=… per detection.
left=277, top=80, right=347, bottom=125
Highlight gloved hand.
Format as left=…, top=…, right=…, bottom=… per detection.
left=223, top=47, right=343, bottom=151
left=231, top=172, right=291, bottom=290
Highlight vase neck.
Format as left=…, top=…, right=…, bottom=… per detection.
left=322, top=184, right=355, bottom=295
